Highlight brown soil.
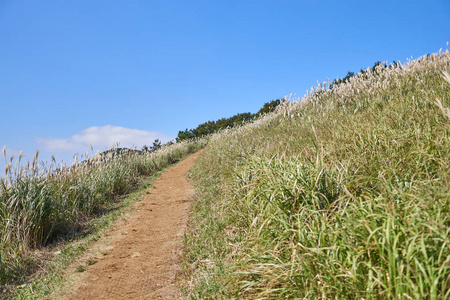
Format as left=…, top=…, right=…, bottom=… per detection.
left=63, top=150, right=202, bottom=300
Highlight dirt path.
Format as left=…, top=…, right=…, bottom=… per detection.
left=64, top=151, right=202, bottom=300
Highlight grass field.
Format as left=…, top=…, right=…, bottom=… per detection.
left=183, top=50, right=450, bottom=299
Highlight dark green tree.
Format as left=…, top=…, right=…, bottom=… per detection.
left=151, top=139, right=162, bottom=151
left=257, top=99, right=285, bottom=116
left=176, top=99, right=284, bottom=142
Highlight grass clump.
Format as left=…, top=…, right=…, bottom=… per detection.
left=183, top=50, right=450, bottom=299
left=0, top=138, right=206, bottom=292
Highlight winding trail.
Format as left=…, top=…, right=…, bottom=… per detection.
left=65, top=151, right=202, bottom=299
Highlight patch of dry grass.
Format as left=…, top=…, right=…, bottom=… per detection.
left=184, top=50, right=450, bottom=299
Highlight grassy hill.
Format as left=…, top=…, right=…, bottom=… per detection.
left=183, top=51, right=450, bottom=299
left=1, top=49, right=449, bottom=299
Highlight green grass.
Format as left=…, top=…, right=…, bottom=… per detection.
left=0, top=138, right=206, bottom=296
left=183, top=52, right=450, bottom=299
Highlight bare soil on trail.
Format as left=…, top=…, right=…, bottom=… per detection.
left=64, top=151, right=202, bottom=300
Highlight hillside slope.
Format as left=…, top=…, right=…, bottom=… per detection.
left=183, top=51, right=450, bottom=299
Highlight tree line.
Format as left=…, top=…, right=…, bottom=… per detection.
left=176, top=99, right=285, bottom=142
left=329, top=60, right=402, bottom=89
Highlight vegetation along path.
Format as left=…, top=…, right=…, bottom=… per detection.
left=64, top=150, right=203, bottom=299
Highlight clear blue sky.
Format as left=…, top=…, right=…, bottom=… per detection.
left=1, top=0, right=449, bottom=169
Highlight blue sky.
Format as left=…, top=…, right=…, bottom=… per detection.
left=1, top=0, right=449, bottom=170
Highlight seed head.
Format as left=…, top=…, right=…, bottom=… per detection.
left=5, top=162, right=11, bottom=174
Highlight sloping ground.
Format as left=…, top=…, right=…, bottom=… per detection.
left=62, top=150, right=202, bottom=299
left=183, top=52, right=450, bottom=298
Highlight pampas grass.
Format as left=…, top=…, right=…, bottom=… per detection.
left=184, top=49, right=450, bottom=299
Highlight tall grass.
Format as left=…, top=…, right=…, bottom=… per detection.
left=0, top=138, right=206, bottom=286
left=184, top=50, right=450, bottom=298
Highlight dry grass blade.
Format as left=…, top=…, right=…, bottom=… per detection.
left=441, top=70, right=450, bottom=84
left=435, top=98, right=450, bottom=120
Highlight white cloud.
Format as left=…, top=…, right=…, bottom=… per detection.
left=36, top=125, right=176, bottom=154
